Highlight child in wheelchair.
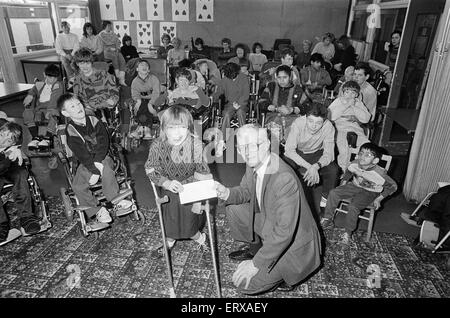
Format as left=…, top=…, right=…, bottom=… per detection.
left=129, top=59, right=161, bottom=140
left=145, top=105, right=213, bottom=256
left=57, top=93, right=132, bottom=225
left=327, top=80, right=371, bottom=171
left=0, top=120, right=42, bottom=243
left=23, top=64, right=63, bottom=151
left=320, top=143, right=397, bottom=245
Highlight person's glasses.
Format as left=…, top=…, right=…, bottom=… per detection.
left=237, top=142, right=264, bottom=154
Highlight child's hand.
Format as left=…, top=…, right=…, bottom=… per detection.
left=278, top=105, right=290, bottom=115
left=23, top=95, right=33, bottom=107
left=163, top=180, right=184, bottom=193
left=191, top=202, right=203, bottom=214
left=106, top=98, right=115, bottom=107
left=6, top=146, right=23, bottom=166
left=373, top=196, right=384, bottom=210
left=232, top=102, right=240, bottom=110
left=94, top=162, right=104, bottom=176
left=267, top=105, right=276, bottom=112
left=89, top=174, right=100, bottom=185
left=293, top=107, right=300, bottom=114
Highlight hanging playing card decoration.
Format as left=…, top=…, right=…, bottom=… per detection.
left=147, top=0, right=164, bottom=21
left=196, top=0, right=214, bottom=22
left=160, top=22, right=177, bottom=45
left=100, top=0, right=117, bottom=20
left=137, top=22, right=154, bottom=48
left=113, top=21, right=130, bottom=40
left=122, top=0, right=140, bottom=20
left=172, top=0, right=189, bottom=22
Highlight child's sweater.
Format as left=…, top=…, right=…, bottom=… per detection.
left=342, top=160, right=398, bottom=197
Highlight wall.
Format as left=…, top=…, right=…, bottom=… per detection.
left=105, top=0, right=350, bottom=51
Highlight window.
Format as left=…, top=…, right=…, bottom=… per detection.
left=0, top=0, right=89, bottom=54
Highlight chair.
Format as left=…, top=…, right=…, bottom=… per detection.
left=334, top=149, right=393, bottom=242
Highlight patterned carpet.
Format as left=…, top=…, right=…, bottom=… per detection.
left=0, top=196, right=449, bottom=298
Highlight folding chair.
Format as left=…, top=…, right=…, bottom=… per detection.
left=334, top=149, right=393, bottom=242
left=419, top=220, right=450, bottom=254
left=150, top=181, right=222, bottom=298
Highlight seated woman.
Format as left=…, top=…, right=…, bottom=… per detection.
left=248, top=42, right=268, bottom=74
left=130, top=59, right=161, bottom=139
left=72, top=48, right=119, bottom=116
left=328, top=80, right=371, bottom=171
left=300, top=53, right=332, bottom=102
left=79, top=22, right=103, bottom=62
left=228, top=43, right=253, bottom=74
left=157, top=33, right=174, bottom=60
left=258, top=65, right=308, bottom=142
left=157, top=68, right=209, bottom=118
left=121, top=35, right=140, bottom=63
left=284, top=102, right=339, bottom=214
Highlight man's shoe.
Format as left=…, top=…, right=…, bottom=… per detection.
left=228, top=245, right=254, bottom=261
left=27, top=139, right=40, bottom=151
left=277, top=281, right=295, bottom=292
left=194, top=232, right=209, bottom=253
left=320, top=217, right=334, bottom=230
left=37, top=139, right=50, bottom=148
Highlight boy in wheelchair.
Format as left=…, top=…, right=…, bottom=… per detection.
left=320, top=143, right=397, bottom=245
left=23, top=64, right=63, bottom=151
left=57, top=93, right=132, bottom=225
left=129, top=59, right=161, bottom=139
left=0, top=120, right=42, bottom=243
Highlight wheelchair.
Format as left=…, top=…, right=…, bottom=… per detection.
left=0, top=158, right=51, bottom=246
left=56, top=122, right=144, bottom=239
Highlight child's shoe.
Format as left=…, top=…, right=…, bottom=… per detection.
left=28, top=138, right=40, bottom=151
left=20, top=215, right=41, bottom=235
left=117, top=199, right=133, bottom=212
left=38, top=138, right=51, bottom=149
left=339, top=232, right=353, bottom=246
left=320, top=217, right=334, bottom=230
left=194, top=232, right=209, bottom=253
left=129, top=126, right=144, bottom=139
left=96, top=207, right=112, bottom=223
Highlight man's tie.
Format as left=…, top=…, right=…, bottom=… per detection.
left=248, top=170, right=259, bottom=242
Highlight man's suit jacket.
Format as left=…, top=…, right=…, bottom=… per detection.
left=226, top=153, right=322, bottom=285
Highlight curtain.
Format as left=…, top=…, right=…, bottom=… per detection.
left=403, top=7, right=450, bottom=202
left=87, top=0, right=102, bottom=33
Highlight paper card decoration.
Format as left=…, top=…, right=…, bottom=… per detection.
left=137, top=22, right=153, bottom=48
left=160, top=22, right=177, bottom=44
left=113, top=21, right=130, bottom=40
left=172, top=0, right=189, bottom=21
left=122, top=0, right=140, bottom=20
left=99, top=0, right=117, bottom=20
left=147, top=0, right=164, bottom=21
left=196, top=0, right=214, bottom=22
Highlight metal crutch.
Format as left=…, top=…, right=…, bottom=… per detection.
left=203, top=200, right=222, bottom=297
left=151, top=182, right=176, bottom=298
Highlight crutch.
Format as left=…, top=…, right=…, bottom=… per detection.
left=151, top=182, right=176, bottom=298
left=202, top=200, right=222, bottom=297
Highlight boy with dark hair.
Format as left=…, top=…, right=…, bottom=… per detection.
left=217, top=38, right=236, bottom=67
left=300, top=53, right=332, bottom=101
left=57, top=93, right=132, bottom=225
left=23, top=63, right=63, bottom=150
left=284, top=102, right=339, bottom=213
left=328, top=80, right=371, bottom=171
left=0, top=120, right=41, bottom=244
left=321, top=142, right=397, bottom=244
left=213, top=62, right=250, bottom=149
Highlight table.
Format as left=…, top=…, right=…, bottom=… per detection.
left=20, top=54, right=64, bottom=83
left=0, top=82, right=34, bottom=105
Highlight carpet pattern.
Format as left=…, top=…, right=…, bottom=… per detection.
left=0, top=197, right=449, bottom=298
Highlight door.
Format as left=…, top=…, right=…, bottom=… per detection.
left=378, top=0, right=445, bottom=155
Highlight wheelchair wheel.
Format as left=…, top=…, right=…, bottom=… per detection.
left=60, top=187, right=74, bottom=222
left=129, top=210, right=145, bottom=226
